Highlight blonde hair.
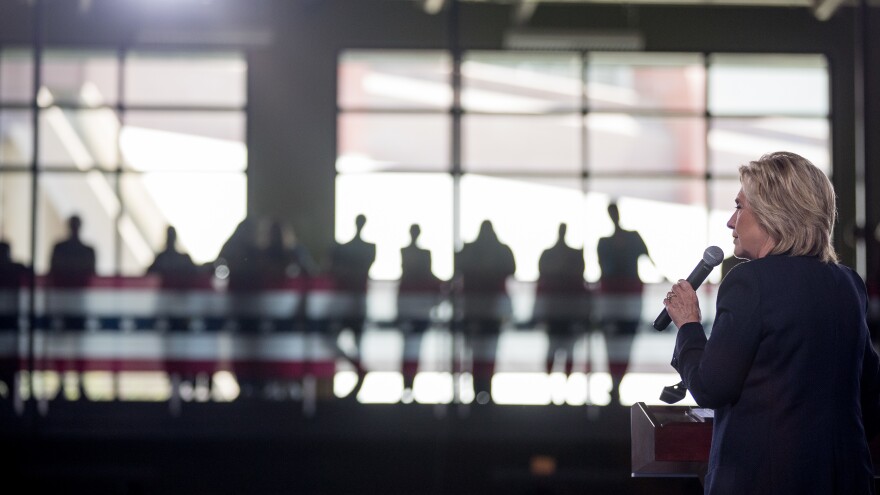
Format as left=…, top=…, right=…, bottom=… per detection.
left=739, top=151, right=838, bottom=263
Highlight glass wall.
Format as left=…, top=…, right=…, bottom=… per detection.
left=0, top=48, right=247, bottom=275
left=0, top=47, right=247, bottom=404
left=336, top=49, right=830, bottom=406
left=337, top=50, right=830, bottom=282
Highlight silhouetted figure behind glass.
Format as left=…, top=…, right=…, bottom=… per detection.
left=328, top=214, right=376, bottom=399
left=0, top=241, right=27, bottom=288
left=48, top=214, right=96, bottom=333
left=257, top=219, right=318, bottom=285
left=214, top=217, right=264, bottom=399
left=49, top=214, right=96, bottom=288
left=398, top=224, right=442, bottom=396
left=46, top=214, right=96, bottom=400
left=148, top=226, right=198, bottom=288
left=147, top=226, right=204, bottom=401
left=330, top=214, right=375, bottom=292
left=536, top=223, right=589, bottom=381
left=148, top=224, right=203, bottom=335
left=455, top=220, right=515, bottom=403
left=0, top=241, right=27, bottom=392
left=217, top=217, right=260, bottom=292
left=247, top=219, right=318, bottom=399
left=596, top=202, right=654, bottom=404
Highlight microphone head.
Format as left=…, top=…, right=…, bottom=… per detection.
left=703, top=246, right=725, bottom=267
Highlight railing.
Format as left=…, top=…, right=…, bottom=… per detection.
left=10, top=274, right=859, bottom=407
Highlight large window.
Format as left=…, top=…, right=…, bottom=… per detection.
left=0, top=48, right=247, bottom=275
left=337, top=50, right=830, bottom=284
left=337, top=50, right=830, bottom=405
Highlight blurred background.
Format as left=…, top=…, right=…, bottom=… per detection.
left=1, top=0, right=879, bottom=493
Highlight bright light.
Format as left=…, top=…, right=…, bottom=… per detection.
left=619, top=373, right=698, bottom=407
left=491, top=373, right=552, bottom=405
left=358, top=372, right=404, bottom=404
left=139, top=173, right=245, bottom=264
left=212, top=371, right=240, bottom=402
left=120, top=126, right=246, bottom=172
left=334, top=369, right=359, bottom=399
left=116, top=371, right=171, bottom=402
left=412, top=372, right=454, bottom=404
left=363, top=73, right=452, bottom=108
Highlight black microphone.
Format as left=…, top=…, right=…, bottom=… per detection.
left=653, top=246, right=724, bottom=331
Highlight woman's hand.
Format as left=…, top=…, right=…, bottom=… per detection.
left=663, top=279, right=702, bottom=328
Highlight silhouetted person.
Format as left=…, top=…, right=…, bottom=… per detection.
left=596, top=202, right=656, bottom=404
left=257, top=219, right=318, bottom=285
left=217, top=217, right=260, bottom=292
left=148, top=225, right=203, bottom=336
left=0, top=241, right=27, bottom=392
left=328, top=214, right=376, bottom=399
left=148, top=226, right=198, bottom=288
left=147, top=226, right=203, bottom=400
left=46, top=215, right=96, bottom=399
left=242, top=219, right=318, bottom=399
left=536, top=224, right=589, bottom=381
left=397, top=224, right=442, bottom=396
left=455, top=220, right=515, bottom=402
left=215, top=217, right=265, bottom=399
left=49, top=214, right=96, bottom=287
left=330, top=214, right=375, bottom=292
left=47, top=214, right=96, bottom=333
left=0, top=241, right=27, bottom=288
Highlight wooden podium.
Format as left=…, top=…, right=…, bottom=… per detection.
left=632, top=401, right=880, bottom=479
left=631, top=402, right=711, bottom=478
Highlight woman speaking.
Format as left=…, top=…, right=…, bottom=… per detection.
left=663, top=151, right=880, bottom=494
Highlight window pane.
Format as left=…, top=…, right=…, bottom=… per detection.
left=462, top=51, right=581, bottom=113
left=124, top=52, right=246, bottom=107
left=41, top=49, right=118, bottom=107
left=339, top=50, right=452, bottom=110
left=708, top=117, right=830, bottom=176
left=587, top=178, right=708, bottom=282
left=708, top=54, right=828, bottom=116
left=1, top=48, right=33, bottom=103
left=38, top=108, right=119, bottom=170
left=588, top=177, right=706, bottom=206
left=0, top=173, right=33, bottom=266
left=336, top=173, right=453, bottom=280
left=122, top=111, right=246, bottom=172
left=36, top=172, right=118, bottom=275
left=460, top=175, right=584, bottom=282
left=120, top=172, right=246, bottom=274
left=463, top=114, right=581, bottom=173
left=587, top=115, right=705, bottom=174
left=337, top=114, right=449, bottom=172
left=1, top=109, right=33, bottom=166
left=587, top=52, right=705, bottom=112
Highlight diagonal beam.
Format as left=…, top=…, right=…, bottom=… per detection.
left=813, top=0, right=847, bottom=21
left=512, top=0, right=540, bottom=25
left=422, top=0, right=447, bottom=15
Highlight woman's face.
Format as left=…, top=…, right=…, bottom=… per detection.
left=727, top=188, right=775, bottom=260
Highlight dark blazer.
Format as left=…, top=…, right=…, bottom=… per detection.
left=673, top=255, right=880, bottom=494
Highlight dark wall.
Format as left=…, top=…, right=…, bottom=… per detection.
left=0, top=0, right=876, bottom=270
left=864, top=4, right=880, bottom=283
